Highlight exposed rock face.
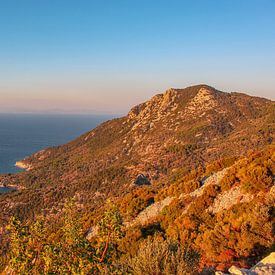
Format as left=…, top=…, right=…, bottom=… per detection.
left=87, top=196, right=175, bottom=240
left=215, top=252, right=275, bottom=274
left=134, top=174, right=151, bottom=186
left=128, top=196, right=174, bottom=227
left=15, top=149, right=50, bottom=171
left=15, top=161, right=32, bottom=171
left=190, top=168, right=229, bottom=198
left=208, top=185, right=254, bottom=214
left=86, top=226, right=99, bottom=241
left=129, top=166, right=241, bottom=228
left=128, top=88, right=179, bottom=123
left=185, top=87, right=218, bottom=116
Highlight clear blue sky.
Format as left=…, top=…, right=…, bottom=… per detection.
left=0, top=0, right=274, bottom=114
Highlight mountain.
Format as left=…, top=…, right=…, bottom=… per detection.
left=0, top=84, right=274, bottom=273
left=1, top=85, right=273, bottom=214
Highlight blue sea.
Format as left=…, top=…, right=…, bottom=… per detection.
left=0, top=113, right=113, bottom=175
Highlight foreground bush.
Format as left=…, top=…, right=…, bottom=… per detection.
left=117, top=236, right=199, bottom=275
left=1, top=200, right=123, bottom=274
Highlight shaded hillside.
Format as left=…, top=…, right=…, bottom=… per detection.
left=0, top=85, right=274, bottom=223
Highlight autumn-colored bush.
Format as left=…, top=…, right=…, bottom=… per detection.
left=220, top=146, right=274, bottom=193
left=205, top=156, right=237, bottom=175
left=118, top=187, right=156, bottom=218
left=196, top=200, right=274, bottom=268
left=117, top=235, right=199, bottom=275
left=3, top=201, right=97, bottom=274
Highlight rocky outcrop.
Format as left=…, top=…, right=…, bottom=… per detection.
left=127, top=88, right=180, bottom=132
left=189, top=168, right=229, bottom=198
left=15, top=161, right=32, bottom=171
left=86, top=196, right=174, bottom=241
left=178, top=168, right=229, bottom=203
left=215, top=252, right=275, bottom=274
left=86, top=226, right=99, bottom=241
left=185, top=87, right=218, bottom=116
left=208, top=185, right=254, bottom=214
left=134, top=174, right=151, bottom=186
left=129, top=196, right=174, bottom=226
left=15, top=149, right=51, bottom=171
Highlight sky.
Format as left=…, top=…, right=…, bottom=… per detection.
left=0, top=0, right=274, bottom=114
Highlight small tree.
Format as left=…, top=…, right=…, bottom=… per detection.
left=97, top=201, right=123, bottom=263
left=5, top=200, right=97, bottom=274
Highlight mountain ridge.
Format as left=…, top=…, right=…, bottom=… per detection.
left=1, top=84, right=273, bottom=201
left=1, top=85, right=274, bottom=195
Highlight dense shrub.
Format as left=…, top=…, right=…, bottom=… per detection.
left=1, top=200, right=123, bottom=274
left=117, top=236, right=199, bottom=275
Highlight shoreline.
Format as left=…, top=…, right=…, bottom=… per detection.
left=0, top=183, right=24, bottom=191
left=0, top=185, right=17, bottom=194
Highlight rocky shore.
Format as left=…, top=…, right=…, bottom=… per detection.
left=15, top=160, right=32, bottom=171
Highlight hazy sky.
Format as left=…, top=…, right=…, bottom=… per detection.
left=0, top=0, right=274, bottom=114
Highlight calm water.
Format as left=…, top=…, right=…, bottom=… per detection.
left=0, top=113, right=113, bottom=175
left=0, top=186, right=16, bottom=194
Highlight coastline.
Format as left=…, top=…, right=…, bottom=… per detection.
left=0, top=185, right=18, bottom=194
left=0, top=182, right=24, bottom=193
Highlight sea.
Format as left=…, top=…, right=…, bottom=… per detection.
left=0, top=113, right=113, bottom=193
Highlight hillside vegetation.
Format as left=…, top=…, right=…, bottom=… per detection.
left=0, top=85, right=274, bottom=274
